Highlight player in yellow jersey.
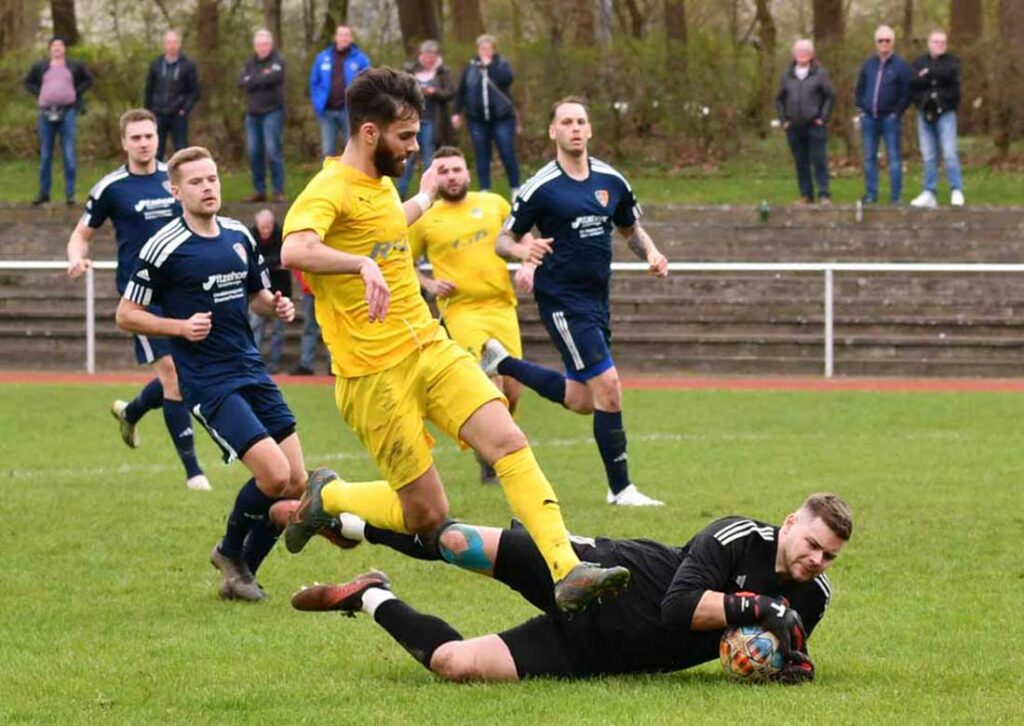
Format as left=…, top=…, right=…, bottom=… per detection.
left=280, top=67, right=628, bottom=613
left=409, top=146, right=543, bottom=484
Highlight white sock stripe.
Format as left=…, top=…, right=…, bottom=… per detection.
left=552, top=311, right=584, bottom=370
left=360, top=587, right=396, bottom=617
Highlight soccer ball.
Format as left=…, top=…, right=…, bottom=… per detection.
left=719, top=625, right=785, bottom=682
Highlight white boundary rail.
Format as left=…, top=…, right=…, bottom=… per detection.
left=4, top=259, right=1024, bottom=377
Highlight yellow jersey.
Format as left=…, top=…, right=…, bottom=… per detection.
left=408, top=191, right=515, bottom=313
left=282, top=158, right=439, bottom=377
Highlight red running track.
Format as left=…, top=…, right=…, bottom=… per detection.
left=3, top=371, right=1024, bottom=393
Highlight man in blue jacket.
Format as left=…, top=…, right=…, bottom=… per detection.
left=309, top=25, right=371, bottom=157
left=855, top=25, right=912, bottom=205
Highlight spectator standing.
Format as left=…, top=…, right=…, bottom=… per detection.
left=290, top=270, right=329, bottom=376
left=452, top=34, right=520, bottom=195
left=309, top=25, right=371, bottom=157
left=396, top=40, right=455, bottom=198
left=776, top=39, right=834, bottom=206
left=24, top=36, right=92, bottom=206
left=909, top=30, right=965, bottom=208
left=855, top=25, right=912, bottom=205
left=248, top=209, right=292, bottom=373
left=239, top=29, right=286, bottom=202
left=144, top=30, right=201, bottom=160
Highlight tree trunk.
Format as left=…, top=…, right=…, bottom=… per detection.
left=50, top=0, right=79, bottom=44
left=263, top=0, right=282, bottom=47
left=571, top=0, right=595, bottom=45
left=994, top=0, right=1024, bottom=158
left=320, top=0, right=347, bottom=47
left=397, top=0, right=440, bottom=56
left=813, top=0, right=854, bottom=156
left=903, top=0, right=914, bottom=47
left=622, top=0, right=644, bottom=39
left=664, top=0, right=687, bottom=74
left=0, top=0, right=32, bottom=54
left=451, top=0, right=484, bottom=44
left=950, top=0, right=983, bottom=132
left=750, top=0, right=777, bottom=137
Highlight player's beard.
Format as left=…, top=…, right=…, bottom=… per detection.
left=438, top=180, right=469, bottom=202
left=373, top=142, right=406, bottom=178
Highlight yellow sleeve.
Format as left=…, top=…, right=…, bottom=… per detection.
left=408, top=216, right=427, bottom=261
left=496, top=195, right=512, bottom=220
left=282, top=173, right=345, bottom=241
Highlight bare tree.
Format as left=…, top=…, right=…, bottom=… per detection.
left=263, top=0, right=282, bottom=48
left=50, top=0, right=79, bottom=44
left=451, top=0, right=484, bottom=43
left=571, top=0, right=596, bottom=45
left=621, top=0, right=645, bottom=39
left=320, top=0, right=347, bottom=46
left=750, top=0, right=777, bottom=136
left=994, top=0, right=1024, bottom=158
left=903, top=0, right=914, bottom=47
left=0, top=0, right=34, bottom=53
left=664, top=0, right=687, bottom=74
left=397, top=0, right=440, bottom=55
left=950, top=0, right=983, bottom=132
left=813, top=0, right=854, bottom=155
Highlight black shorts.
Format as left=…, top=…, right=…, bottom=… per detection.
left=491, top=525, right=606, bottom=679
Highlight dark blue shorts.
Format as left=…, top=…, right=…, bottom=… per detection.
left=190, top=380, right=296, bottom=463
left=537, top=303, right=614, bottom=383
left=133, top=306, right=172, bottom=364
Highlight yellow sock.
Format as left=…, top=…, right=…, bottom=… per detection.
left=495, top=447, right=580, bottom=581
left=321, top=479, right=410, bottom=534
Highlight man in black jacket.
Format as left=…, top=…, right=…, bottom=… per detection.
left=287, top=491, right=851, bottom=684
left=23, top=36, right=93, bottom=206
left=452, top=34, right=520, bottom=194
left=909, top=30, right=965, bottom=208
left=239, top=28, right=286, bottom=203
left=248, top=209, right=292, bottom=373
left=144, top=30, right=201, bottom=160
left=776, top=39, right=835, bottom=205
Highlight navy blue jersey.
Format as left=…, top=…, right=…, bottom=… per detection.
left=123, top=216, right=272, bottom=403
left=82, top=163, right=181, bottom=294
left=506, top=157, right=641, bottom=310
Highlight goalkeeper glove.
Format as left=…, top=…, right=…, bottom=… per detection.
left=723, top=592, right=808, bottom=657
left=776, top=651, right=816, bottom=685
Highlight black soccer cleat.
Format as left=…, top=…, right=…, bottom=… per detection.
left=291, top=570, right=391, bottom=616
left=270, top=499, right=361, bottom=550
left=553, top=562, right=631, bottom=615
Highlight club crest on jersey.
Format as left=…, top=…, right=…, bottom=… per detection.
left=471, top=207, right=484, bottom=218
left=162, top=180, right=173, bottom=194
left=594, top=189, right=609, bottom=207
left=233, top=242, right=248, bottom=264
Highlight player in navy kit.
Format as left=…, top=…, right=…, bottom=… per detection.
left=482, top=97, right=669, bottom=507
left=66, top=109, right=209, bottom=492
left=115, top=146, right=312, bottom=601
left=289, top=492, right=851, bottom=683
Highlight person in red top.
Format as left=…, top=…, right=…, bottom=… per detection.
left=291, top=269, right=330, bottom=375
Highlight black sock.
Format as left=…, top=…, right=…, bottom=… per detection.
left=162, top=399, right=203, bottom=478
left=496, top=356, right=567, bottom=405
left=373, top=598, right=463, bottom=669
left=124, top=377, right=163, bottom=424
left=593, top=409, right=631, bottom=495
left=242, top=508, right=283, bottom=575
left=364, top=523, right=444, bottom=561
left=219, top=479, right=274, bottom=559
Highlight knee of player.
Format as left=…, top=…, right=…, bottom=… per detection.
left=563, top=387, right=593, bottom=414
left=258, top=469, right=291, bottom=497
left=406, top=502, right=450, bottom=533
left=592, top=379, right=622, bottom=410
left=429, top=643, right=475, bottom=682
left=438, top=524, right=491, bottom=570
left=487, top=423, right=528, bottom=460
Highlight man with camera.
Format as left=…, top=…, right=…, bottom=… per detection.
left=909, top=29, right=964, bottom=208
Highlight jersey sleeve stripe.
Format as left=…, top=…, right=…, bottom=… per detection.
left=517, top=167, right=562, bottom=203
left=591, top=159, right=633, bottom=191
left=714, top=520, right=754, bottom=541
left=140, top=219, right=185, bottom=263
left=153, top=231, right=191, bottom=268
left=516, top=161, right=558, bottom=196
left=260, top=270, right=271, bottom=289
left=813, top=576, right=832, bottom=604
left=86, top=165, right=129, bottom=202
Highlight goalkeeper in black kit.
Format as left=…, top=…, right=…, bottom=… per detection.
left=284, top=492, right=851, bottom=684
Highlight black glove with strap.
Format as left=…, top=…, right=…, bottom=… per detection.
left=723, top=591, right=808, bottom=658
left=776, top=650, right=816, bottom=685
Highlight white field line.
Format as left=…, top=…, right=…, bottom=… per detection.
left=0, top=430, right=966, bottom=482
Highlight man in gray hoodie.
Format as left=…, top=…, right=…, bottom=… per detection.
left=775, top=39, right=835, bottom=205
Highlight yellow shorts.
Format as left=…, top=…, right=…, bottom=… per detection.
left=442, top=304, right=522, bottom=362
left=334, top=331, right=506, bottom=489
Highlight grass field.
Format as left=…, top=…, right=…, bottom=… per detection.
left=0, top=133, right=1021, bottom=207
left=1, top=382, right=1021, bottom=724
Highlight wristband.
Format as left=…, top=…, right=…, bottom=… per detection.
left=412, top=192, right=432, bottom=216
left=723, top=592, right=768, bottom=625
